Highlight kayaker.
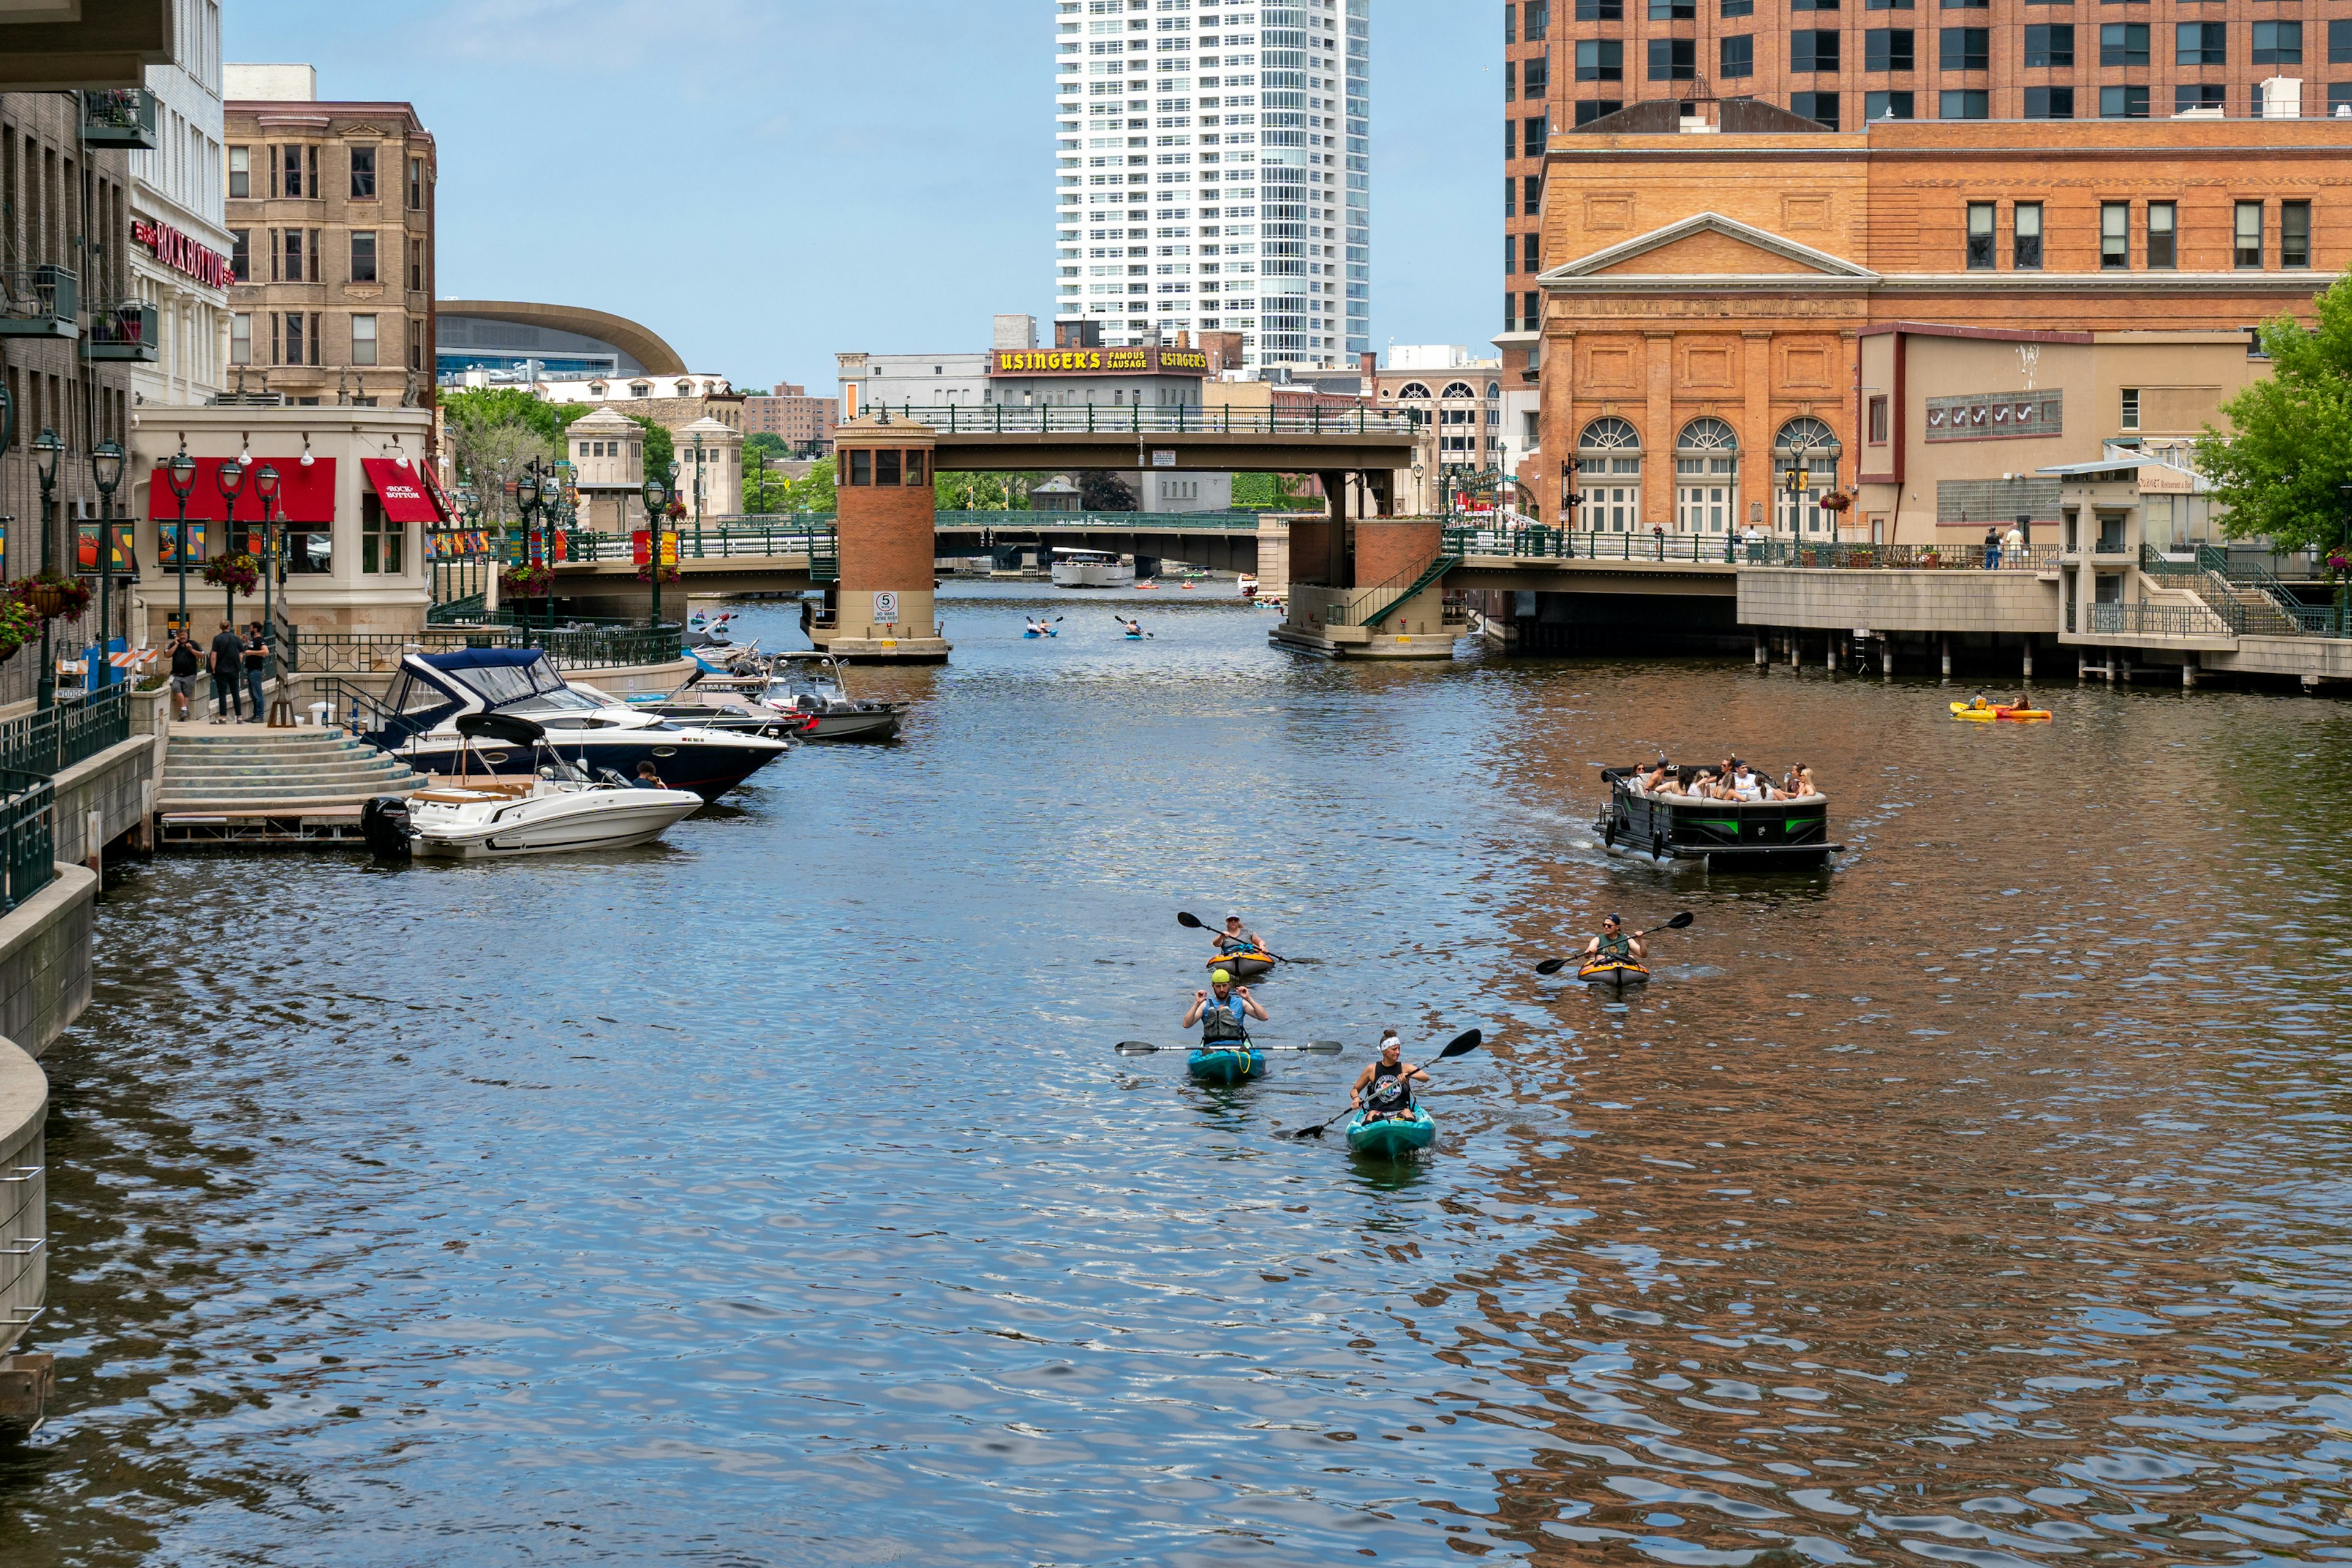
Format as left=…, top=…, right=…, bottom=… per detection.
left=1210, top=914, right=1262, bottom=958
left=1121, top=616, right=1142, bottom=636
left=1349, top=1034, right=1428, bottom=1123
left=1580, top=914, right=1646, bottom=964
left=1185, top=970, right=1267, bottom=1044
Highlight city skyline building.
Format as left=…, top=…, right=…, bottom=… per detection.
left=1052, top=0, right=1369, bottom=372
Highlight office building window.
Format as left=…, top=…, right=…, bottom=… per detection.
left=282, top=311, right=304, bottom=366
left=1649, top=0, right=1696, bottom=16
left=1966, top=200, right=1996, bottom=267
left=1793, top=0, right=1837, bottom=9
left=352, top=313, right=378, bottom=366
left=350, top=230, right=376, bottom=284
left=2120, top=388, right=2139, bottom=431
left=229, top=312, right=250, bottom=364
left=1523, top=290, right=1539, bottom=328
left=1866, top=0, right=1915, bottom=10
left=2100, top=22, right=2147, bottom=64
left=2282, top=200, right=2310, bottom=267
left=2332, top=19, right=2352, bottom=61
left=2174, top=83, right=2225, bottom=111
left=2146, top=200, right=2176, bottom=267
left=2025, top=23, right=2073, bottom=64
left=2176, top=21, right=2223, bottom=64
left=1525, top=56, right=1550, bottom=96
left=1525, top=174, right=1543, bottom=212
left=2014, top=202, right=2043, bottom=268
left=1577, top=0, right=1624, bottom=17
left=1504, top=176, right=1516, bottom=217
left=1577, top=39, right=1623, bottom=78
left=2252, top=20, right=2300, bottom=63
left=1792, top=28, right=1841, bottom=69
left=2101, top=83, right=2150, bottom=116
left=1940, top=0, right=1987, bottom=9
left=1868, top=396, right=1890, bottom=442
left=1526, top=0, right=1551, bottom=37
left=408, top=157, right=425, bottom=209
left=1941, top=88, right=1990, bottom=116
left=1522, top=115, right=1547, bottom=156
left=2025, top=85, right=2075, bottom=116
left=227, top=145, right=248, bottom=199
left=1866, top=89, right=1917, bottom=118
left=1722, top=0, right=1754, bottom=13
left=1722, top=32, right=1755, bottom=74
left=350, top=144, right=376, bottom=199
left=1790, top=90, right=1841, bottom=127
left=409, top=237, right=424, bottom=292
left=2100, top=202, right=2130, bottom=266
left=1649, top=37, right=1697, bottom=77
left=280, top=228, right=303, bottom=281
left=1574, top=99, right=1624, bottom=123
left=1523, top=232, right=1540, bottom=272
left=1866, top=29, right=1915, bottom=69
left=1939, top=26, right=1988, bottom=67
left=229, top=228, right=249, bottom=282
left=2234, top=201, right=2263, bottom=267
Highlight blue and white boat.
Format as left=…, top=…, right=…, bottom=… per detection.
left=362, top=649, right=788, bottom=802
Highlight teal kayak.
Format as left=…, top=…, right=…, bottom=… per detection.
left=1346, top=1107, right=1436, bottom=1157
left=1186, top=1045, right=1264, bottom=1084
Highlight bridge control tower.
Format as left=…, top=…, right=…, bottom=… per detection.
left=814, top=415, right=951, bottom=663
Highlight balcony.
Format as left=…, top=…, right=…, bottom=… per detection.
left=79, top=89, right=156, bottom=149
left=0, top=267, right=78, bottom=340
left=82, top=299, right=156, bottom=361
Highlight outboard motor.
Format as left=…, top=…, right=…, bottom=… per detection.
left=360, top=795, right=413, bottom=859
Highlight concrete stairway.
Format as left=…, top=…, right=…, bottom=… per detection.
left=159, top=731, right=426, bottom=813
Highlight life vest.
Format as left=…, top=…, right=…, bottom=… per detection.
left=1200, top=992, right=1250, bottom=1044
left=1596, top=932, right=1632, bottom=959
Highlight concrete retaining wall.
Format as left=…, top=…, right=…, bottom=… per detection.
left=51, top=734, right=164, bottom=866
left=2214, top=635, right=2352, bottom=681
left=0, top=864, right=97, bottom=1363
left=0, top=1028, right=43, bottom=1360
left=1737, top=568, right=2057, bottom=635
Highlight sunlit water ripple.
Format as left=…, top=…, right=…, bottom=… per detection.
left=1, top=581, right=2348, bottom=1565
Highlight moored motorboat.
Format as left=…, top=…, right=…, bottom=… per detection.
left=1186, top=1045, right=1264, bottom=1084
left=1050, top=547, right=1135, bottom=588
left=1346, top=1107, right=1436, bottom=1157
left=361, top=713, right=704, bottom=860
left=1577, top=958, right=1651, bottom=987
left=761, top=653, right=908, bottom=741
left=1205, top=950, right=1273, bottom=979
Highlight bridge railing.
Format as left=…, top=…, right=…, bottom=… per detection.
left=560, top=523, right=836, bottom=564
left=934, top=509, right=1268, bottom=531
left=872, top=403, right=1420, bottom=437
left=1740, top=540, right=2063, bottom=571
left=1446, top=526, right=1743, bottom=564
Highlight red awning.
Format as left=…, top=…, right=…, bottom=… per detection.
left=418, top=467, right=458, bottom=522
left=145, top=456, right=337, bottom=524
left=361, top=458, right=440, bottom=524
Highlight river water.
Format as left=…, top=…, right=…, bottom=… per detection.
left=2, top=580, right=2348, bottom=1566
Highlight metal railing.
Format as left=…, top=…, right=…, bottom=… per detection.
left=80, top=88, right=156, bottom=146
left=562, top=523, right=835, bottom=564
left=1742, top=540, right=2063, bottom=571
left=1446, top=526, right=1738, bottom=564
left=872, top=402, right=1418, bottom=437
left=933, top=509, right=1268, bottom=532
left=0, top=265, right=76, bottom=334
left=426, top=591, right=487, bottom=625
left=287, top=625, right=683, bottom=673
left=2086, top=600, right=2237, bottom=639
left=0, top=771, right=53, bottom=914
left=0, top=682, right=129, bottom=777
left=1327, top=546, right=1463, bottom=627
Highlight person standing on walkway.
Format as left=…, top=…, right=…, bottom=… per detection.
left=1983, top=525, right=2000, bottom=568
left=208, top=621, right=244, bottom=723
left=168, top=628, right=201, bottom=722
left=2003, top=521, right=2026, bottom=567
left=241, top=622, right=268, bottom=723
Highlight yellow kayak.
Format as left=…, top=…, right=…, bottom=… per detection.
left=1950, top=702, right=2051, bottom=722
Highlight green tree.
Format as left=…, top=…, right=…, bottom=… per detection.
left=624, top=413, right=676, bottom=483
left=1231, top=472, right=1305, bottom=510
left=785, top=458, right=837, bottom=513
left=2199, top=277, right=2352, bottom=551
left=441, top=386, right=590, bottom=448
left=935, top=470, right=1044, bottom=510
left=745, top=431, right=791, bottom=461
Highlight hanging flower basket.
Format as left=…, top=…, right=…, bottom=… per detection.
left=1820, top=490, right=1854, bottom=514
left=202, top=554, right=260, bottom=597
left=17, top=571, right=94, bottom=620
left=500, top=562, right=556, bottom=600
left=2327, top=550, right=2352, bottom=579
left=635, top=562, right=680, bottom=585
left=665, top=498, right=688, bottom=521
left=0, top=596, right=33, bottom=663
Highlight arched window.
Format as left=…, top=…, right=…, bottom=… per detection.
left=1574, top=417, right=1643, bottom=532
left=1440, top=381, right=1477, bottom=400
left=1396, top=381, right=1431, bottom=399
left=1674, top=418, right=1739, bottom=535
left=1485, top=381, right=1502, bottom=400
left=1772, top=417, right=1844, bottom=537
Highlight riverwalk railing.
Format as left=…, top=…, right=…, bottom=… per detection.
left=2086, top=600, right=2239, bottom=639
left=933, top=510, right=1268, bottom=532
left=281, top=625, right=684, bottom=674
left=1439, top=529, right=2062, bottom=570
left=0, top=770, right=53, bottom=914
left=1741, top=540, right=2063, bottom=571
left=0, top=682, right=129, bottom=778
left=870, top=403, right=1417, bottom=437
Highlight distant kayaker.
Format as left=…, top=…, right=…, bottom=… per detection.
left=1350, top=1034, right=1428, bottom=1123
left=1210, top=914, right=1262, bottom=957
left=1185, top=970, right=1268, bottom=1044
left=1580, top=914, right=1646, bottom=964
left=1121, top=617, right=1142, bottom=636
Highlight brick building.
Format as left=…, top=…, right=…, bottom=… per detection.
left=743, top=383, right=837, bottom=453
left=223, top=65, right=435, bottom=412
left=1501, top=0, right=2352, bottom=350
left=1531, top=115, right=2348, bottom=543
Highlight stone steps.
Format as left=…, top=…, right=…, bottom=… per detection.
left=159, top=732, right=424, bottom=813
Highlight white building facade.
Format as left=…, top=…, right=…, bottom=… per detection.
left=1052, top=0, right=1369, bottom=372
left=127, top=0, right=232, bottom=409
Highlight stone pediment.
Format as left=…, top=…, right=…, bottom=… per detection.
left=1540, top=213, right=1876, bottom=283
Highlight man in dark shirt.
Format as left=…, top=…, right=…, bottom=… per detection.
left=208, top=622, right=244, bottom=723
left=242, top=622, right=268, bottom=724
left=168, top=628, right=201, bottom=722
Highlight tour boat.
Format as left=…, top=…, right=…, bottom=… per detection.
left=1238, top=573, right=1259, bottom=599
left=361, top=713, right=704, bottom=861
left=1593, top=761, right=1842, bottom=867
left=1050, top=548, right=1136, bottom=588
left=361, top=649, right=790, bottom=802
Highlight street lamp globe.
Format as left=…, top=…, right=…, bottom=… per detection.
left=254, top=461, right=281, bottom=503
left=167, top=448, right=197, bottom=497
left=516, top=470, right=541, bottom=512
left=641, top=473, right=668, bottom=514
left=31, top=426, right=61, bottom=488
left=90, top=438, right=124, bottom=497
left=216, top=454, right=247, bottom=505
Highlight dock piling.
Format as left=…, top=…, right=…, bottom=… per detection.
left=1939, top=638, right=1951, bottom=680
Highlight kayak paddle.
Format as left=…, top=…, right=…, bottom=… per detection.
left=1178, top=910, right=1303, bottom=965
left=1535, top=911, right=1693, bottom=975
left=1287, top=1029, right=1483, bottom=1140
left=1117, top=1039, right=1343, bottom=1055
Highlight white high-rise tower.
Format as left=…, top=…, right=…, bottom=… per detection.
left=1052, top=0, right=1368, bottom=372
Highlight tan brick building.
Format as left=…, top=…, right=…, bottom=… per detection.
left=1501, top=0, right=2351, bottom=349
left=743, top=384, right=837, bottom=453
left=1532, top=115, right=2347, bottom=543
left=223, top=68, right=435, bottom=412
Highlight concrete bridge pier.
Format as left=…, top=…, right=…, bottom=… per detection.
left=1755, top=634, right=1768, bottom=668
left=818, top=416, right=951, bottom=664
left=2182, top=658, right=2198, bottom=688
left=1940, top=638, right=1952, bottom=680
left=1881, top=640, right=1894, bottom=677
left=2022, top=643, right=2034, bottom=680
left=1269, top=472, right=1454, bottom=659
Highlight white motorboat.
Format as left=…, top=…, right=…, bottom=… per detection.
left=361, top=713, right=704, bottom=861
left=1050, top=547, right=1135, bottom=588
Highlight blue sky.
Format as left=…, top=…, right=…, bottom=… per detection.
left=223, top=0, right=1493, bottom=391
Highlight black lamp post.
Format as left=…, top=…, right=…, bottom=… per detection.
left=2337, top=482, right=2352, bottom=636
left=516, top=460, right=548, bottom=646
left=89, top=438, right=124, bottom=692
left=214, top=453, right=247, bottom=628
left=31, top=426, right=61, bottom=711
left=165, top=443, right=197, bottom=639
left=254, top=461, right=281, bottom=644
left=641, top=466, right=671, bottom=635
